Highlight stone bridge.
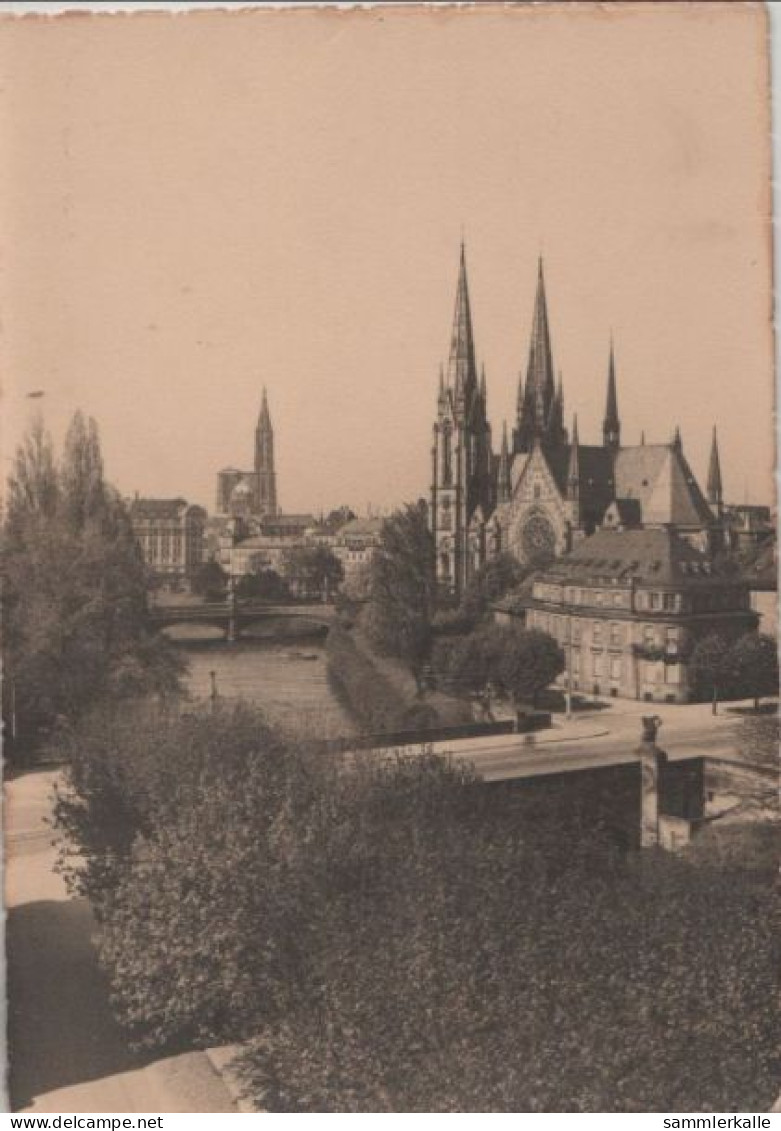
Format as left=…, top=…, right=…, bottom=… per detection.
left=148, top=600, right=336, bottom=641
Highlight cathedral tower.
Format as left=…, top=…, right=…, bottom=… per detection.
left=255, top=387, right=278, bottom=517
left=513, top=259, right=566, bottom=453
left=430, top=244, right=494, bottom=599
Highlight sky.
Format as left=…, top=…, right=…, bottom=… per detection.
left=0, top=3, right=775, bottom=515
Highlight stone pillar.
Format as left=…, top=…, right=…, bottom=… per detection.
left=637, top=715, right=667, bottom=848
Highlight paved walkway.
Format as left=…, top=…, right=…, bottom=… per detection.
left=5, top=769, right=239, bottom=1114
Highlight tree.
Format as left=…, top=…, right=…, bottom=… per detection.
left=729, top=632, right=778, bottom=709
left=689, top=633, right=734, bottom=711
left=324, top=505, right=356, bottom=532
left=493, top=626, right=565, bottom=708
left=236, top=569, right=288, bottom=602
left=191, top=559, right=228, bottom=601
left=281, top=546, right=343, bottom=601
left=2, top=413, right=183, bottom=753
left=460, top=552, right=529, bottom=622
left=54, top=699, right=780, bottom=1111
left=362, top=501, right=435, bottom=675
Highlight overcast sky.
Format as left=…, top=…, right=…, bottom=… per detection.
left=1, top=3, right=774, bottom=514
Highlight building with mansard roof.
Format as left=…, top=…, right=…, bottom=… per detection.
left=523, top=527, right=758, bottom=703
left=429, top=246, right=728, bottom=600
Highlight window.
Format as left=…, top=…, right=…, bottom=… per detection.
left=572, top=620, right=581, bottom=644
left=610, top=657, right=622, bottom=681
left=533, top=482, right=541, bottom=500
left=649, top=592, right=661, bottom=610
left=665, top=664, right=681, bottom=685
left=572, top=652, right=581, bottom=676
left=643, top=624, right=656, bottom=647
left=666, top=627, right=678, bottom=654
left=593, top=652, right=604, bottom=677
left=593, top=621, right=603, bottom=645
left=610, top=623, right=622, bottom=648
left=612, top=591, right=622, bottom=607
left=663, top=592, right=677, bottom=612
left=595, top=590, right=605, bottom=606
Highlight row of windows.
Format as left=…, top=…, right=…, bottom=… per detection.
left=536, top=612, right=678, bottom=651
left=534, top=583, right=684, bottom=612
left=566, top=653, right=682, bottom=685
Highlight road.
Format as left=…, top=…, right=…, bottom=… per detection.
left=5, top=769, right=239, bottom=1114
left=418, top=697, right=762, bottom=782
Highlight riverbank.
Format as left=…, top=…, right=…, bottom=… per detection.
left=326, top=621, right=472, bottom=735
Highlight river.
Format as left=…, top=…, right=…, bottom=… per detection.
left=166, top=624, right=355, bottom=739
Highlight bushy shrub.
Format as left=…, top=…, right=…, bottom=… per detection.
left=54, top=700, right=780, bottom=1112
left=325, top=622, right=412, bottom=732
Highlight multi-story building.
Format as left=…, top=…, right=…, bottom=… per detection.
left=129, top=497, right=207, bottom=587
left=332, top=516, right=384, bottom=581
left=429, top=246, right=728, bottom=601
left=524, top=527, right=758, bottom=703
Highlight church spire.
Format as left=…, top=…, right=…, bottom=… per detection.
left=497, top=420, right=512, bottom=504
left=707, top=425, right=723, bottom=507
left=603, top=339, right=620, bottom=450
left=514, top=257, right=556, bottom=452
left=672, top=424, right=682, bottom=451
left=568, top=413, right=580, bottom=486
left=447, top=242, right=478, bottom=406
left=258, top=385, right=272, bottom=432
left=255, top=386, right=277, bottom=517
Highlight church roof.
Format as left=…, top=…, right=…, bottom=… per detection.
left=613, top=444, right=714, bottom=528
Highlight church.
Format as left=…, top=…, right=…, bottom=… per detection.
left=429, top=246, right=726, bottom=600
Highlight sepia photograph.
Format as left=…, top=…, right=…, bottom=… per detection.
left=1, top=0, right=778, bottom=1115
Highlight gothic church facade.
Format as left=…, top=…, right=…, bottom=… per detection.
left=430, top=247, right=726, bottom=600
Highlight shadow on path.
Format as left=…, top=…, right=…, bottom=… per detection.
left=7, top=898, right=155, bottom=1111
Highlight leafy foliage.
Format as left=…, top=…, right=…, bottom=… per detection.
left=730, top=633, right=778, bottom=706
left=235, top=568, right=288, bottom=602
left=690, top=631, right=778, bottom=706
left=432, top=623, right=564, bottom=706
left=191, top=559, right=229, bottom=601
left=460, top=552, right=529, bottom=621
left=53, top=701, right=780, bottom=1111
left=2, top=412, right=182, bottom=751
left=281, top=545, right=343, bottom=600
left=362, top=501, right=436, bottom=672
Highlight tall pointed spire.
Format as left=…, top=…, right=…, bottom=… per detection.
left=514, top=257, right=557, bottom=452
left=568, top=413, right=580, bottom=480
left=447, top=242, right=478, bottom=405
left=707, top=425, right=723, bottom=507
left=672, top=425, right=682, bottom=451
left=255, top=386, right=277, bottom=517
left=603, top=339, right=620, bottom=450
left=497, top=420, right=512, bottom=504
left=479, top=362, right=487, bottom=403
left=258, top=385, right=272, bottom=431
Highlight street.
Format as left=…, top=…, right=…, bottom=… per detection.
left=5, top=769, right=239, bottom=1114
left=422, top=696, right=770, bottom=782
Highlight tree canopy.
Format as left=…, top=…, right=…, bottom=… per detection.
left=690, top=631, right=778, bottom=707
left=362, top=501, right=436, bottom=672
left=53, top=700, right=780, bottom=1112
left=2, top=412, right=182, bottom=752
left=281, top=545, right=343, bottom=600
